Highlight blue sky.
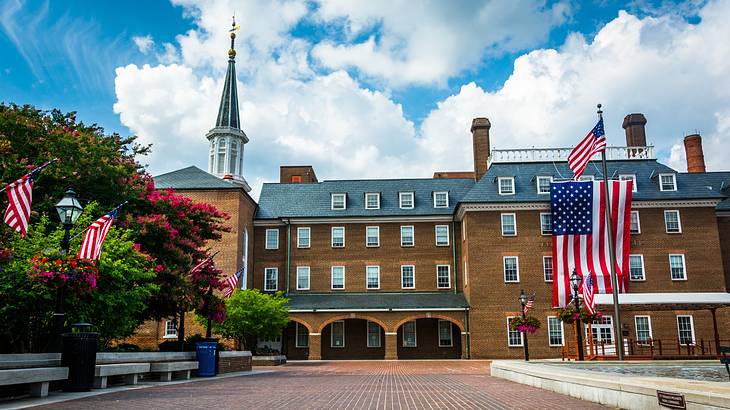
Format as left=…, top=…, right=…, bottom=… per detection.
left=1, top=0, right=728, bottom=196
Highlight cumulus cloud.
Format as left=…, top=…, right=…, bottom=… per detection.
left=133, top=35, right=154, bottom=54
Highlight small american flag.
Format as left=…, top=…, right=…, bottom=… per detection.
left=223, top=268, right=244, bottom=298
left=581, top=273, right=596, bottom=314
left=3, top=162, right=51, bottom=237
left=567, top=118, right=606, bottom=180
left=523, top=293, right=535, bottom=315
left=190, top=255, right=214, bottom=274
left=78, top=209, right=118, bottom=260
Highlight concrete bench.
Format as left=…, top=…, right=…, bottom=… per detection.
left=150, top=361, right=198, bottom=382
left=0, top=353, right=61, bottom=370
left=93, top=363, right=150, bottom=389
left=0, top=367, right=68, bottom=397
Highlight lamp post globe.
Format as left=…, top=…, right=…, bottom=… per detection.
left=518, top=289, right=530, bottom=362
left=569, top=270, right=585, bottom=361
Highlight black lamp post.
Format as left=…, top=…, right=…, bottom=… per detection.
left=569, top=270, right=585, bottom=361
left=50, top=188, right=83, bottom=352
left=518, top=289, right=530, bottom=362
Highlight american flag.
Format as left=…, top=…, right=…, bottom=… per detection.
left=78, top=209, right=118, bottom=260
left=581, top=273, right=596, bottom=315
left=223, top=267, right=244, bottom=298
left=523, top=293, right=535, bottom=315
left=3, top=162, right=51, bottom=237
left=567, top=118, right=606, bottom=180
left=550, top=180, right=633, bottom=308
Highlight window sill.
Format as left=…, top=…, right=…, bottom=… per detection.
left=163, top=335, right=177, bottom=339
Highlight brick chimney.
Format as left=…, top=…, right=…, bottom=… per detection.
left=622, top=113, right=647, bottom=146
left=280, top=165, right=318, bottom=183
left=683, top=134, right=706, bottom=173
left=471, top=117, right=491, bottom=181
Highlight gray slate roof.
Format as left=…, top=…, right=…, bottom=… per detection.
left=255, top=178, right=474, bottom=219
left=154, top=166, right=241, bottom=190
left=286, top=292, right=469, bottom=310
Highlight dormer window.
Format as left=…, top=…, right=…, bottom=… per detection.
left=365, top=193, right=380, bottom=209
left=399, top=192, right=414, bottom=209
left=498, top=177, right=515, bottom=195
left=331, top=193, right=346, bottom=210
left=433, top=191, right=449, bottom=208
left=619, top=174, right=637, bottom=192
left=536, top=176, right=552, bottom=194
left=659, top=174, right=677, bottom=191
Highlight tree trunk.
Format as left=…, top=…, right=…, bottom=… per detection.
left=178, top=310, right=186, bottom=352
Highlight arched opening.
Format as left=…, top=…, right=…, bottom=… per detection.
left=396, top=318, right=462, bottom=359
left=282, top=319, right=312, bottom=360
left=321, top=319, right=385, bottom=360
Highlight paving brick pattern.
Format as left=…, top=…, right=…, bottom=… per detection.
left=36, top=361, right=605, bottom=409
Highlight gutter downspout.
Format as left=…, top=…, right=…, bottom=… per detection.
left=465, top=308, right=471, bottom=359
left=284, top=219, right=291, bottom=296
left=451, top=220, right=457, bottom=295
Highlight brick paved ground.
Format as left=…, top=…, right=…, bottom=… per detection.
left=36, top=361, right=606, bottom=409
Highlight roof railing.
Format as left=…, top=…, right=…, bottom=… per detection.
left=487, top=146, right=655, bottom=166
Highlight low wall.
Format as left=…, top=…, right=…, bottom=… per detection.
left=252, top=355, right=286, bottom=366
left=219, top=351, right=252, bottom=373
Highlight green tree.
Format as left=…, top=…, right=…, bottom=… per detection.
left=208, top=289, right=289, bottom=351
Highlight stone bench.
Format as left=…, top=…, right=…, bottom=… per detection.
left=150, top=361, right=198, bottom=382
left=0, top=367, right=68, bottom=397
left=93, top=363, right=150, bottom=389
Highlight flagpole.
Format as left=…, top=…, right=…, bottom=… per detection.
left=597, top=104, right=624, bottom=361
left=0, top=158, right=58, bottom=194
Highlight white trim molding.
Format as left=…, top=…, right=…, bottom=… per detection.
left=595, top=292, right=730, bottom=305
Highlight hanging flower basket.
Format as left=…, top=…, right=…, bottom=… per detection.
left=29, top=255, right=99, bottom=293
left=509, top=316, right=541, bottom=334
left=556, top=306, right=603, bottom=324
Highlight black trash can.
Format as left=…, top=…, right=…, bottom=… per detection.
left=61, top=323, right=99, bottom=392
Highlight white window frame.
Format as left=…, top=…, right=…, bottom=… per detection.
left=630, top=210, right=641, bottom=234
left=629, top=254, right=646, bottom=281
left=676, top=315, right=695, bottom=345
left=498, top=177, right=515, bottom=195
left=295, top=322, right=309, bottom=348
left=619, top=174, right=637, bottom=192
left=401, top=265, right=415, bottom=289
left=400, top=225, right=415, bottom=247
left=264, top=267, right=278, bottom=291
left=366, top=265, right=380, bottom=289
left=163, top=320, right=177, bottom=339
left=366, top=321, right=381, bottom=348
left=402, top=320, right=417, bottom=347
left=543, top=256, right=553, bottom=282
left=464, top=260, right=469, bottom=286
left=265, top=229, right=279, bottom=250
left=399, top=192, right=415, bottom=209
left=536, top=176, right=552, bottom=194
left=296, top=227, right=310, bottom=249
left=659, top=173, right=677, bottom=192
left=506, top=316, right=523, bottom=347
left=503, top=256, right=520, bottom=283
left=438, top=320, right=453, bottom=347
left=436, top=265, right=451, bottom=289
left=331, top=266, right=345, bottom=290
left=669, top=254, right=687, bottom=281
left=664, top=210, right=682, bottom=233
left=365, top=192, right=380, bottom=210
left=435, top=224, right=450, bottom=246
left=331, top=193, right=347, bottom=210
left=296, top=266, right=310, bottom=290
left=433, top=191, right=449, bottom=208
left=547, top=316, right=564, bottom=347
left=634, top=315, right=652, bottom=344
left=501, top=213, right=517, bottom=236
left=330, top=320, right=345, bottom=348
left=331, top=226, right=345, bottom=248
left=539, top=212, right=552, bottom=235
left=366, top=226, right=380, bottom=247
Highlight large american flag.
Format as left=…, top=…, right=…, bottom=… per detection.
left=567, top=118, right=606, bottom=180
left=3, top=162, right=51, bottom=237
left=581, top=273, right=596, bottom=315
left=551, top=180, right=633, bottom=308
left=78, top=209, right=118, bottom=260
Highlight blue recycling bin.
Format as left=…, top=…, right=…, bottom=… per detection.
left=196, top=342, right=217, bottom=377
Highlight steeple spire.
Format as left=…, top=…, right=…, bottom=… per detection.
left=215, top=16, right=241, bottom=129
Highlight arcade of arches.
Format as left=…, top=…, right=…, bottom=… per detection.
left=280, top=311, right=468, bottom=360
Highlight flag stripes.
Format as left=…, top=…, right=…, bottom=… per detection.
left=3, top=176, right=33, bottom=236
left=78, top=210, right=118, bottom=260
left=567, top=118, right=606, bottom=180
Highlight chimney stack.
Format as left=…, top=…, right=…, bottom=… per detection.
left=683, top=134, right=706, bottom=173
left=622, top=113, right=647, bottom=146
left=471, top=117, right=491, bottom=181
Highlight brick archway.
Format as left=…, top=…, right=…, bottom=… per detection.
left=394, top=314, right=465, bottom=332
left=289, top=317, right=314, bottom=333
left=317, top=314, right=389, bottom=333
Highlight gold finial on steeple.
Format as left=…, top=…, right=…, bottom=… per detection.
left=228, top=15, right=240, bottom=59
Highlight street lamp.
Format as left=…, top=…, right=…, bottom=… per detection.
left=50, top=188, right=83, bottom=352
left=518, top=289, right=530, bottom=362
left=569, top=270, right=585, bottom=361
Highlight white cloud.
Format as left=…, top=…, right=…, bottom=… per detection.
left=133, top=35, right=154, bottom=54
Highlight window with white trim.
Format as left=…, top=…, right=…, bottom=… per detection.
left=677, top=315, right=695, bottom=345
left=297, top=227, right=310, bottom=248
left=400, top=225, right=414, bottom=247
left=664, top=210, right=681, bottom=233
left=628, top=255, right=645, bottom=281
left=399, top=192, right=414, bottom=209
left=331, top=193, right=346, bottom=210
left=503, top=256, right=519, bottom=282
left=265, top=229, right=279, bottom=250
left=366, top=265, right=380, bottom=289
left=367, top=321, right=381, bottom=347
left=436, top=265, right=451, bottom=289
left=366, top=226, right=380, bottom=247
left=435, top=225, right=449, bottom=246
left=630, top=211, right=641, bottom=234
left=543, top=256, right=553, bottom=282
left=619, top=174, right=637, bottom=192
left=588, top=316, right=614, bottom=345
left=506, top=317, right=523, bottom=346
left=547, top=316, right=564, bottom=346
left=540, top=213, right=552, bottom=235
left=331, top=266, right=345, bottom=290
left=635, top=316, right=652, bottom=344
left=438, top=320, right=453, bottom=347
left=498, top=177, right=515, bottom=195
left=365, top=193, right=380, bottom=209
left=295, top=323, right=309, bottom=347
left=659, top=174, right=677, bottom=191
left=669, top=254, right=687, bottom=280
left=331, top=227, right=345, bottom=248
left=401, top=265, right=415, bottom=289
left=402, top=321, right=417, bottom=347
left=330, top=321, right=345, bottom=347
left=164, top=320, right=177, bottom=338
left=433, top=191, right=449, bottom=208
left=264, top=267, right=278, bottom=291
left=536, top=176, right=552, bottom=194
left=501, top=213, right=517, bottom=236
left=296, top=266, right=310, bottom=290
